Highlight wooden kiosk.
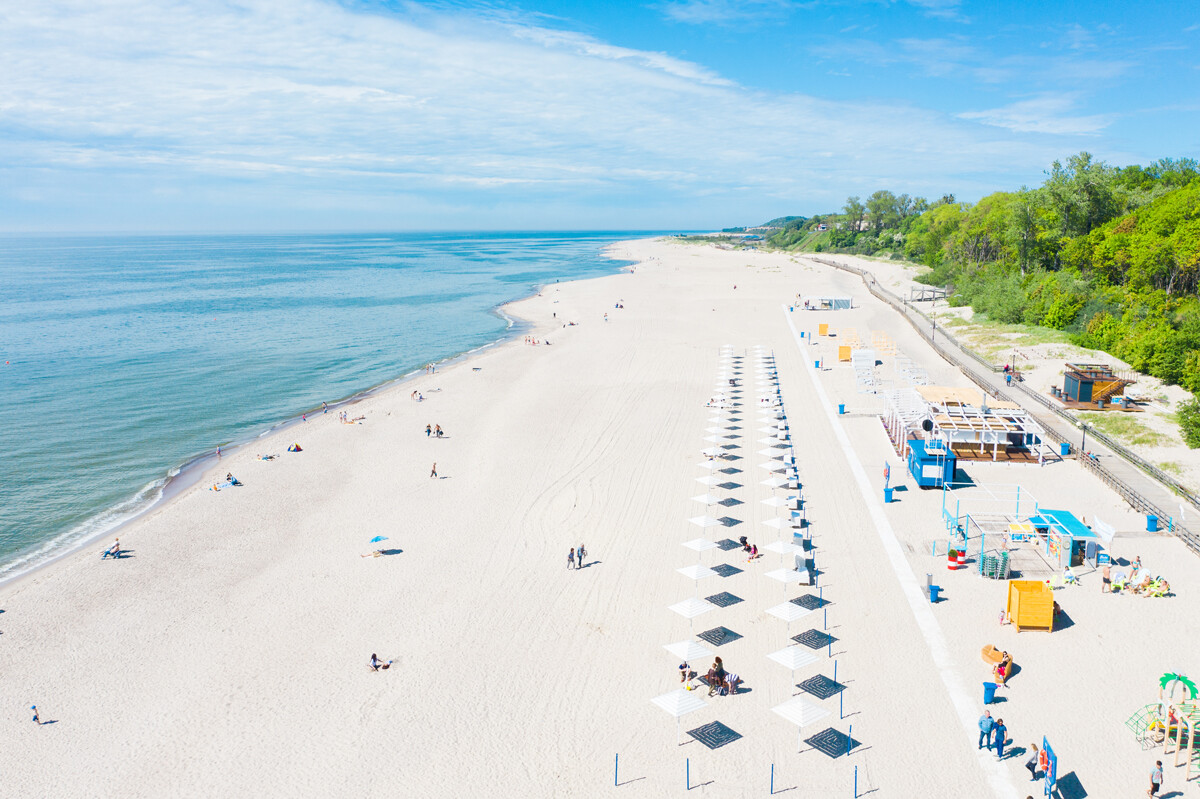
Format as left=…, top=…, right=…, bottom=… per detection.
left=1006, top=580, right=1055, bottom=632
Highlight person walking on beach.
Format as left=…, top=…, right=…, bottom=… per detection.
left=322, top=402, right=328, bottom=414
left=1148, top=760, right=1163, bottom=796
left=977, top=710, right=994, bottom=749
left=568, top=547, right=575, bottom=570
left=993, top=718, right=1007, bottom=759
left=1025, top=743, right=1040, bottom=780
left=435, top=424, right=443, bottom=438
left=430, top=462, right=437, bottom=479
left=425, top=424, right=431, bottom=437
left=31, top=705, right=39, bottom=725
left=1101, top=562, right=1111, bottom=593
left=577, top=544, right=586, bottom=568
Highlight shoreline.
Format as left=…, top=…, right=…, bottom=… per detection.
left=0, top=247, right=639, bottom=589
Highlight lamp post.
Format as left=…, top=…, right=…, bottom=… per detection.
left=1080, top=422, right=1091, bottom=458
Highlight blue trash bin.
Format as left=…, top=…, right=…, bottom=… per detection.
left=982, top=682, right=997, bottom=704
left=1059, top=441, right=1070, bottom=457
left=928, top=584, right=940, bottom=603
left=838, top=403, right=845, bottom=415
left=1147, top=515, right=1158, bottom=532
left=883, top=487, right=894, bottom=504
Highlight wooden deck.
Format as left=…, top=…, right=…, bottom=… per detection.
left=1052, top=397, right=1144, bottom=412
left=950, top=444, right=1045, bottom=463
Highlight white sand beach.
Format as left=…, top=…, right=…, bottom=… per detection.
left=2, top=238, right=1197, bottom=797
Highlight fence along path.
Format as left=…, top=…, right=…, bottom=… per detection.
left=802, top=255, right=1200, bottom=557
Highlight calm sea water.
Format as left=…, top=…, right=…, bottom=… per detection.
left=0, top=232, right=655, bottom=580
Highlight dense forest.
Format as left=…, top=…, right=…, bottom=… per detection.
left=765, top=153, right=1200, bottom=447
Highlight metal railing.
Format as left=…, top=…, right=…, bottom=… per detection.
left=802, top=255, right=1200, bottom=555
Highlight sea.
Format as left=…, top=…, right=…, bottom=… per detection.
left=0, top=231, right=663, bottom=582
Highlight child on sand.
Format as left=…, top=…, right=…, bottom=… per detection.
left=568, top=548, right=575, bottom=570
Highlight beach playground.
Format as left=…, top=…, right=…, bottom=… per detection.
left=1, top=237, right=1196, bottom=797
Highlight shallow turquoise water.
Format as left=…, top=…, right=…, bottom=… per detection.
left=0, top=232, right=650, bottom=579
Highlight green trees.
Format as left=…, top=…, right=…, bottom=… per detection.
left=1043, top=152, right=1130, bottom=239
left=1179, top=398, right=1200, bottom=448
left=842, top=197, right=866, bottom=233
left=760, top=152, right=1200, bottom=443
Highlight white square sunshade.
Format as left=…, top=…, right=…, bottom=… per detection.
left=669, top=597, right=715, bottom=618
left=664, top=640, right=716, bottom=662
left=772, top=695, right=831, bottom=728
left=677, top=564, right=719, bottom=580
left=652, top=688, right=708, bottom=718
left=766, top=601, right=813, bottom=622
left=767, top=645, right=821, bottom=671
left=682, top=538, right=718, bottom=552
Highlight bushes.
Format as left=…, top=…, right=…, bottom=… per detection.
left=1178, top=398, right=1200, bottom=449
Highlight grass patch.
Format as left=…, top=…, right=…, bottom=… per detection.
left=1159, top=461, right=1184, bottom=475
left=1079, top=411, right=1170, bottom=448
left=942, top=316, right=1074, bottom=361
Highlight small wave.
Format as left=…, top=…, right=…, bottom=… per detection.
left=0, top=476, right=167, bottom=584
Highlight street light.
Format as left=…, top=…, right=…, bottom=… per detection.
left=1079, top=421, right=1091, bottom=458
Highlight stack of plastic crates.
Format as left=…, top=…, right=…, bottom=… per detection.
left=980, top=551, right=1010, bottom=580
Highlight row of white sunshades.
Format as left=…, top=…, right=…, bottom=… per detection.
left=650, top=345, right=830, bottom=748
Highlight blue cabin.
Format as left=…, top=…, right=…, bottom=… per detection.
left=1027, top=508, right=1099, bottom=569
left=907, top=439, right=956, bottom=488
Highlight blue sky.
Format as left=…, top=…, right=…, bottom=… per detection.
left=1, top=0, right=1197, bottom=231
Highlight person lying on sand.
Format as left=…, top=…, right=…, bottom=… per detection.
left=258, top=453, right=278, bottom=461
left=361, top=550, right=384, bottom=558
left=226, top=473, right=242, bottom=486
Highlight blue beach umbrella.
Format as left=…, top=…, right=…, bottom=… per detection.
left=369, top=536, right=388, bottom=543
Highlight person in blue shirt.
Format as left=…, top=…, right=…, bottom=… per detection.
left=993, top=719, right=1008, bottom=759
left=978, top=710, right=994, bottom=749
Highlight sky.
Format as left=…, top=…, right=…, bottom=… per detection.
left=1, top=0, right=1198, bottom=232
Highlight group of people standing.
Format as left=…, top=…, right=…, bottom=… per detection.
left=978, top=710, right=1044, bottom=782
left=567, top=545, right=587, bottom=569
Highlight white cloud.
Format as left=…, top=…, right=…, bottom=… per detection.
left=906, top=0, right=965, bottom=22
left=0, top=0, right=1075, bottom=229
left=958, top=94, right=1116, bottom=135
left=657, top=0, right=800, bottom=25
